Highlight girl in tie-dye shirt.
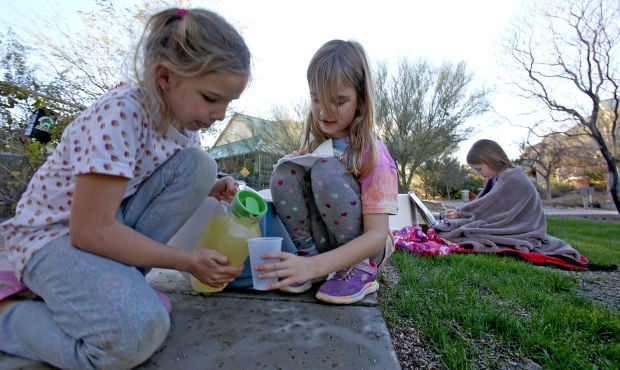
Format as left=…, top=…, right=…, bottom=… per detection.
left=262, top=40, right=398, bottom=305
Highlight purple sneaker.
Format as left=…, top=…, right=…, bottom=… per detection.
left=278, top=247, right=316, bottom=294
left=315, top=262, right=379, bottom=304
left=278, top=280, right=313, bottom=294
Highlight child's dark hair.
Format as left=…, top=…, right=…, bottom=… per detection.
left=302, top=39, right=377, bottom=179
left=134, top=8, right=251, bottom=132
left=466, top=139, right=514, bottom=171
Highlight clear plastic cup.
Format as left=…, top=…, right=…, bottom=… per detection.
left=247, top=237, right=282, bottom=290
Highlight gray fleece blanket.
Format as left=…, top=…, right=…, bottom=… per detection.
left=434, top=167, right=582, bottom=261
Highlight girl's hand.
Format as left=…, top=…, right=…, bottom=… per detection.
left=187, top=249, right=244, bottom=287
left=444, top=209, right=461, bottom=219
left=210, top=176, right=236, bottom=201
left=252, top=252, right=317, bottom=290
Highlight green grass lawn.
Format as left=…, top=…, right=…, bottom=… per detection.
left=380, top=218, right=620, bottom=369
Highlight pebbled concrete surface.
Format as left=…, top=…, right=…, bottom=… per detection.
left=0, top=259, right=400, bottom=370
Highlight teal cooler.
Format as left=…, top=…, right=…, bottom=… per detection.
left=259, top=202, right=296, bottom=253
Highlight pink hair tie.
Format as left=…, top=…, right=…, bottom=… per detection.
left=178, top=8, right=188, bottom=18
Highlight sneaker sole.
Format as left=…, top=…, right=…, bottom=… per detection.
left=315, top=280, right=379, bottom=304
left=278, top=281, right=312, bottom=294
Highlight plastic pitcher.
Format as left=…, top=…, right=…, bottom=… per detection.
left=191, top=189, right=267, bottom=293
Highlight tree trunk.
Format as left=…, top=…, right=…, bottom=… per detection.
left=545, top=176, right=552, bottom=201
left=603, top=157, right=620, bottom=215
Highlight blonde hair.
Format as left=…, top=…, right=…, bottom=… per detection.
left=134, top=8, right=251, bottom=132
left=302, top=39, right=377, bottom=179
left=466, top=139, right=514, bottom=171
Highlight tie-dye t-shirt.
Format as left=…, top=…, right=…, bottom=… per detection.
left=0, top=85, right=200, bottom=277
left=333, top=137, right=398, bottom=265
left=332, top=137, right=398, bottom=215
left=359, top=140, right=398, bottom=215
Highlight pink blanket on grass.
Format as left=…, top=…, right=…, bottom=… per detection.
left=393, top=225, right=591, bottom=270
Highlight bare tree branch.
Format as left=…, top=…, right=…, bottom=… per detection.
left=507, top=0, right=620, bottom=213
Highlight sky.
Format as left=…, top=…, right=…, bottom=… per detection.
left=1, top=0, right=531, bottom=163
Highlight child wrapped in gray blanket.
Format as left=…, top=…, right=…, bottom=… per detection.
left=435, top=139, right=583, bottom=262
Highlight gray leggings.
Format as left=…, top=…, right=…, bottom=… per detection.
left=270, top=157, right=362, bottom=253
left=0, top=147, right=216, bottom=370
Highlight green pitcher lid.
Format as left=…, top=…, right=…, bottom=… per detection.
left=231, top=189, right=268, bottom=220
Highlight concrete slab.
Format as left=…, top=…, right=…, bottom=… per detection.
left=142, top=269, right=399, bottom=369
left=145, top=290, right=396, bottom=368
left=0, top=257, right=400, bottom=370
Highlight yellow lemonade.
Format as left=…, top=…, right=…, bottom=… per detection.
left=191, top=214, right=262, bottom=293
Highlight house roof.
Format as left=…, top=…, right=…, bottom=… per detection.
left=208, top=136, right=263, bottom=159
left=208, top=112, right=301, bottom=158
left=211, top=112, right=274, bottom=148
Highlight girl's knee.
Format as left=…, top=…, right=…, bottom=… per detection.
left=271, top=162, right=302, bottom=178
left=270, top=163, right=305, bottom=190
left=177, top=147, right=217, bottom=195
left=183, top=147, right=217, bottom=178
left=310, top=157, right=345, bottom=182
left=88, top=306, right=170, bottom=369
left=129, top=308, right=170, bottom=366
